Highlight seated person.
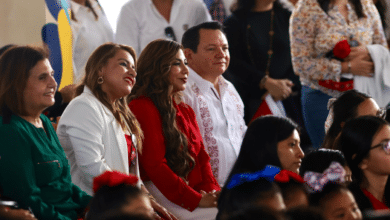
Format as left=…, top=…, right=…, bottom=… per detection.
left=227, top=206, right=286, bottom=220
left=323, top=90, right=384, bottom=150
left=217, top=167, right=286, bottom=220
left=56, top=43, right=174, bottom=219
left=301, top=149, right=351, bottom=183
left=0, top=46, right=92, bottom=219
left=129, top=39, right=220, bottom=220
left=181, top=21, right=247, bottom=186
left=338, top=116, right=390, bottom=212
left=86, top=171, right=154, bottom=220
left=304, top=162, right=362, bottom=220
left=274, top=170, right=308, bottom=209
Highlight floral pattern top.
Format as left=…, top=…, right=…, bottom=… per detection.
left=290, top=0, right=387, bottom=97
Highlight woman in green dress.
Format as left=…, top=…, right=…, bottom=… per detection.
left=0, top=46, right=91, bottom=220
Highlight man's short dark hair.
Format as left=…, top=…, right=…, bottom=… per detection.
left=182, top=21, right=224, bottom=53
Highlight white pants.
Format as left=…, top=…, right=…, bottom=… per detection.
left=144, top=182, right=218, bottom=220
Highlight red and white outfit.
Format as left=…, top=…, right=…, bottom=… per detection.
left=129, top=96, right=220, bottom=220
left=182, top=68, right=247, bottom=186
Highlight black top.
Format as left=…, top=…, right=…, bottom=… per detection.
left=224, top=4, right=300, bottom=122
left=348, top=183, right=374, bottom=213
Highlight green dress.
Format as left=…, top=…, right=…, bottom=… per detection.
left=0, top=114, right=92, bottom=220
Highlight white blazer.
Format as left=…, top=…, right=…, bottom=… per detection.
left=57, top=87, right=141, bottom=195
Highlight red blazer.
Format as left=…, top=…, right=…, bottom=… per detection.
left=129, top=96, right=220, bottom=211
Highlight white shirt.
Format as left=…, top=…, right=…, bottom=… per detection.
left=71, top=1, right=114, bottom=83
left=115, top=0, right=211, bottom=55
left=222, top=0, right=234, bottom=16
left=182, top=68, right=247, bottom=186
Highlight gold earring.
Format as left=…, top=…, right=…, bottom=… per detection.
left=97, top=76, right=104, bottom=84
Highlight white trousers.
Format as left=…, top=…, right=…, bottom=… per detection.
left=144, top=181, right=218, bottom=220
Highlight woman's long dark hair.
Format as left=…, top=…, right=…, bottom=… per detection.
left=228, top=116, right=299, bottom=177
left=129, top=39, right=195, bottom=178
left=217, top=116, right=298, bottom=219
left=322, top=90, right=370, bottom=150
left=217, top=178, right=281, bottom=220
left=337, top=116, right=390, bottom=210
left=317, top=0, right=365, bottom=18
left=300, top=149, right=346, bottom=175
left=337, top=116, right=388, bottom=185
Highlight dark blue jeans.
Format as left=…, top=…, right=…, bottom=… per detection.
left=301, top=86, right=332, bottom=149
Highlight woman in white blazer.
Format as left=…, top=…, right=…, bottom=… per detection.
left=57, top=43, right=177, bottom=219
left=57, top=43, right=142, bottom=194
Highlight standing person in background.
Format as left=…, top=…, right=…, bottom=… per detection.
left=290, top=0, right=387, bottom=149
left=0, top=46, right=92, bottom=220
left=115, top=0, right=211, bottom=55
left=223, top=0, right=306, bottom=147
left=71, top=0, right=114, bottom=83
left=204, top=0, right=227, bottom=23
left=374, top=0, right=390, bottom=46
left=181, top=21, right=247, bottom=187
left=129, top=39, right=220, bottom=220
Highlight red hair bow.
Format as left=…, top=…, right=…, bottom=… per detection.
left=274, top=170, right=305, bottom=183
left=93, top=171, right=139, bottom=193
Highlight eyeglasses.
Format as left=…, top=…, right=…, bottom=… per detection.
left=370, top=140, right=390, bottom=154
left=164, top=26, right=177, bottom=41
left=376, top=107, right=387, bottom=119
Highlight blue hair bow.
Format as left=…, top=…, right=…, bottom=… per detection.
left=226, top=165, right=281, bottom=189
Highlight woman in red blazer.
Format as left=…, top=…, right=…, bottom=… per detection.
left=129, top=39, right=220, bottom=220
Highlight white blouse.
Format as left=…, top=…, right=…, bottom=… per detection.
left=71, top=0, right=114, bottom=83
left=115, top=0, right=211, bottom=55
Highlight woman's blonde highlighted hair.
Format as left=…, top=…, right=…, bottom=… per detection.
left=76, top=42, right=143, bottom=150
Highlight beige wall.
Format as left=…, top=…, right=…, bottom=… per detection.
left=0, top=0, right=48, bottom=46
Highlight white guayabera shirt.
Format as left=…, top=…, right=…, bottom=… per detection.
left=183, top=68, right=247, bottom=187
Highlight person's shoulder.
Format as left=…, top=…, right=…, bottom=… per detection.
left=177, top=100, right=197, bottom=117
left=121, top=0, right=145, bottom=10
left=223, top=77, right=243, bottom=99
left=228, top=9, right=246, bottom=21
left=276, top=0, right=295, bottom=13
left=40, top=114, right=52, bottom=124
left=294, top=0, right=318, bottom=11
left=0, top=115, right=29, bottom=141
left=361, top=0, right=374, bottom=7
left=348, top=183, right=374, bottom=212
left=60, top=92, right=106, bottom=123
left=0, top=115, right=17, bottom=131
left=130, top=95, right=153, bottom=105
left=129, top=96, right=158, bottom=112
left=66, top=93, right=100, bottom=110
left=180, top=0, right=207, bottom=7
